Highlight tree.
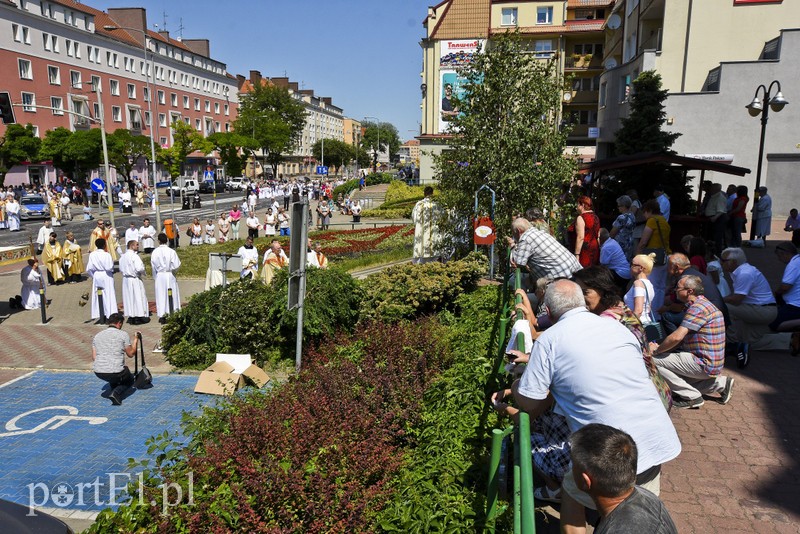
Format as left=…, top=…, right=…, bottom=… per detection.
left=0, top=124, right=41, bottom=186
left=312, top=138, right=353, bottom=171
left=161, top=120, right=214, bottom=179
left=107, top=128, right=154, bottom=185
left=39, top=127, right=74, bottom=179
left=234, top=82, right=307, bottom=178
left=605, top=70, right=689, bottom=214
left=433, top=31, right=577, bottom=242
left=63, top=129, right=103, bottom=181
left=361, top=122, right=400, bottom=170
left=208, top=132, right=258, bottom=179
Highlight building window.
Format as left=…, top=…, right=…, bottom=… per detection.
left=12, top=24, right=20, bottom=42
left=70, top=70, right=81, bottom=89
left=194, top=98, right=200, bottom=111
left=142, top=87, right=149, bottom=102
left=144, top=111, right=151, bottom=126
left=501, top=7, right=517, bottom=26
left=127, top=84, right=136, bottom=99
left=51, top=96, right=64, bottom=115
left=224, top=104, right=229, bottom=116
left=183, top=95, right=189, bottom=109
left=158, top=113, right=167, bottom=127
left=110, top=79, right=119, bottom=96
left=31, top=125, right=39, bottom=138
left=574, top=43, right=603, bottom=56
left=534, top=40, right=553, bottom=57
left=171, top=93, right=177, bottom=107
left=48, top=66, right=60, bottom=85
left=18, top=59, right=32, bottom=80
left=112, top=106, right=121, bottom=122
left=599, top=82, right=607, bottom=108
left=158, top=90, right=165, bottom=105
left=205, top=100, right=210, bottom=112
left=43, top=33, right=51, bottom=51
left=93, top=103, right=100, bottom=118
left=214, top=102, right=220, bottom=114
left=537, top=6, right=553, bottom=24
left=160, top=136, right=168, bottom=146
left=195, top=118, right=201, bottom=131
left=91, top=75, right=100, bottom=92
left=183, top=117, right=190, bottom=125
left=21, top=92, right=35, bottom=112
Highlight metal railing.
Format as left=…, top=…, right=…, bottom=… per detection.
left=485, top=256, right=536, bottom=533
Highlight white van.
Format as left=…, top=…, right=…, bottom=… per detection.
left=167, top=177, right=199, bottom=195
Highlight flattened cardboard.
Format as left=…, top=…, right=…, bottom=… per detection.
left=194, top=356, right=271, bottom=396
left=240, top=364, right=270, bottom=387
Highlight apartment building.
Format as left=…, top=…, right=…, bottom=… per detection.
left=343, top=117, right=362, bottom=147
left=0, top=0, right=238, bottom=186
left=418, top=0, right=612, bottom=184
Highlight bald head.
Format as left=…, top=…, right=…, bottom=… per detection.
left=544, top=279, right=585, bottom=321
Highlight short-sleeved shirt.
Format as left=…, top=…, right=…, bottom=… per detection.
left=781, top=255, right=800, bottom=307
left=513, top=227, right=582, bottom=281
left=518, top=308, right=681, bottom=473
left=731, top=263, right=775, bottom=305
left=594, top=487, right=678, bottom=534
left=644, top=216, right=671, bottom=252
left=92, top=327, right=131, bottom=374
left=600, top=238, right=631, bottom=280
left=679, top=295, right=725, bottom=375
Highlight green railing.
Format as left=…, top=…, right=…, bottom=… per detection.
left=485, top=256, right=536, bottom=533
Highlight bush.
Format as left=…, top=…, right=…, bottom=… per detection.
left=362, top=207, right=412, bottom=219
left=384, top=181, right=426, bottom=205
left=332, top=173, right=395, bottom=198
left=359, top=252, right=488, bottom=322
left=163, top=268, right=362, bottom=367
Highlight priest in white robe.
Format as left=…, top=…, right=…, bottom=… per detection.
left=237, top=236, right=259, bottom=279
left=151, top=233, right=181, bottom=322
left=85, top=237, right=117, bottom=321
left=119, top=239, right=149, bottom=324
left=20, top=258, right=45, bottom=309
left=6, top=197, right=20, bottom=231
left=411, top=186, right=444, bottom=264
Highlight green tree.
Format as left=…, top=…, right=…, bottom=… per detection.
left=208, top=132, right=258, bottom=179
left=355, top=146, right=371, bottom=169
left=433, top=31, right=576, bottom=241
left=39, top=127, right=74, bottom=179
left=361, top=122, right=400, bottom=169
left=312, top=138, right=353, bottom=171
left=64, top=129, right=103, bottom=181
left=161, top=120, right=214, bottom=179
left=606, top=70, right=689, bottom=214
left=0, top=124, right=41, bottom=186
left=234, top=83, right=307, bottom=178
left=107, top=128, right=155, bottom=184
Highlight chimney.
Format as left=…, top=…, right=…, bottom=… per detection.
left=249, top=70, right=262, bottom=86
left=158, top=30, right=170, bottom=41
left=322, top=97, right=332, bottom=105
left=289, top=82, right=299, bottom=92
left=270, top=77, right=289, bottom=89
left=107, top=8, right=147, bottom=47
left=236, top=74, right=246, bottom=90
left=182, top=38, right=210, bottom=57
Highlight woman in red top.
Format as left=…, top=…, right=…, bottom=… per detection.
left=728, top=185, right=748, bottom=248
left=570, top=196, right=601, bottom=267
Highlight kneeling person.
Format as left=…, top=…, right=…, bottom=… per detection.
left=92, top=313, right=139, bottom=405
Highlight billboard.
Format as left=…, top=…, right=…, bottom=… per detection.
left=438, top=39, right=483, bottom=133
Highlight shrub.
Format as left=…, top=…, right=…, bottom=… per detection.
left=332, top=173, right=395, bottom=198
left=384, top=181, right=426, bottom=205
left=359, top=252, right=487, bottom=322
left=362, top=207, right=412, bottom=219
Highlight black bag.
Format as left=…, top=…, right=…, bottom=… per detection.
left=642, top=289, right=666, bottom=344
left=133, top=333, right=153, bottom=389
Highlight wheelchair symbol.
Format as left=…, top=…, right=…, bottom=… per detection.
left=0, top=406, right=107, bottom=438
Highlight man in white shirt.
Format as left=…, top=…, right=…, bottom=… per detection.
left=124, top=222, right=140, bottom=249
left=721, top=247, right=780, bottom=368
left=150, top=233, right=181, bottom=323
left=119, top=239, right=149, bottom=325
left=85, top=237, right=117, bottom=323
left=237, top=236, right=259, bottom=279
left=491, top=280, right=681, bottom=533
left=138, top=218, right=156, bottom=254
left=36, top=220, right=53, bottom=255
left=246, top=211, right=260, bottom=240
left=598, top=228, right=631, bottom=291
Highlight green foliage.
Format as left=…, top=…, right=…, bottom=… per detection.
left=161, top=120, right=213, bottom=179
left=64, top=128, right=104, bottom=180
left=361, top=207, right=412, bottom=219
left=38, top=127, right=73, bottom=178
left=331, top=172, right=394, bottom=198
left=359, top=252, right=487, bottom=322
left=361, top=121, right=401, bottom=165
left=384, top=181, right=426, bottom=204
left=106, top=128, right=155, bottom=182
left=433, top=31, right=577, bottom=245
left=234, top=82, right=308, bottom=178
left=312, top=138, right=353, bottom=170
left=163, top=269, right=362, bottom=367
left=0, top=124, right=41, bottom=184
left=208, top=132, right=258, bottom=179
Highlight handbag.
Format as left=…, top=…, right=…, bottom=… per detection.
left=133, top=332, right=153, bottom=389
left=642, top=287, right=666, bottom=344
left=642, top=217, right=668, bottom=266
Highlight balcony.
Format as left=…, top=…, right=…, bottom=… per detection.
left=130, top=121, right=142, bottom=133
left=564, top=54, right=602, bottom=70
left=567, top=0, right=613, bottom=7
left=73, top=117, right=90, bottom=130
left=565, top=89, right=600, bottom=105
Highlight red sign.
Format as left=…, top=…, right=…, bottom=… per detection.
left=473, top=216, right=496, bottom=245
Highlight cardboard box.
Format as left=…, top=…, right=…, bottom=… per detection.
left=194, top=354, right=271, bottom=396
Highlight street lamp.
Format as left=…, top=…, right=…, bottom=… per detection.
left=364, top=116, right=380, bottom=173
left=104, top=25, right=161, bottom=232
left=745, top=80, right=788, bottom=240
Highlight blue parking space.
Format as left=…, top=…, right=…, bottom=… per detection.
left=0, top=371, right=217, bottom=512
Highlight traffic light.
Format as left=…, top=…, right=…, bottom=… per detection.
left=0, top=92, right=16, bottom=124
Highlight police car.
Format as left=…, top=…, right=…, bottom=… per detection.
left=19, top=195, right=50, bottom=220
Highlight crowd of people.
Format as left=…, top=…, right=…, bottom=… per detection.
left=493, top=184, right=800, bottom=532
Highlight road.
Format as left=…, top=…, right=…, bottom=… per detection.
left=0, top=190, right=284, bottom=250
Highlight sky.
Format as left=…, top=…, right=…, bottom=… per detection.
left=99, top=0, right=431, bottom=142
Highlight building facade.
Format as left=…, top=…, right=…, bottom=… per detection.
left=343, top=117, right=361, bottom=147
left=0, top=0, right=239, bottom=186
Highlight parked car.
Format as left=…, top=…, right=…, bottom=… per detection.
left=199, top=180, right=225, bottom=193
left=225, top=177, right=247, bottom=191
left=0, top=498, right=73, bottom=533
left=167, top=177, right=199, bottom=196
left=19, top=195, right=50, bottom=220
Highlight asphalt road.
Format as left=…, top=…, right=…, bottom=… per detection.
left=0, top=190, right=283, bottom=250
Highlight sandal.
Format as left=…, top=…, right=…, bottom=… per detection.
left=533, top=485, right=561, bottom=504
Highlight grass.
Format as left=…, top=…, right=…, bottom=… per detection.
left=338, top=246, right=413, bottom=272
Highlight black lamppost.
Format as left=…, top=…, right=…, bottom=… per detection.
left=745, top=80, right=788, bottom=240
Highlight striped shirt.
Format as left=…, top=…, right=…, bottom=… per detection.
left=92, top=327, right=131, bottom=374
left=512, top=228, right=582, bottom=281
left=680, top=296, right=725, bottom=375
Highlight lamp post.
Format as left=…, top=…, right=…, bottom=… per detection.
left=104, top=25, right=161, bottom=232
left=745, top=80, right=788, bottom=241
left=364, top=116, right=380, bottom=173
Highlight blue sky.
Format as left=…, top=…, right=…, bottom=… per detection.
left=100, top=0, right=431, bottom=141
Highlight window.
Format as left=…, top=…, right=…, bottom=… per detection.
left=70, top=70, right=81, bottom=89
left=48, top=66, right=60, bottom=85
left=158, top=113, right=167, bottom=127
left=157, top=90, right=165, bottom=105
left=572, top=76, right=600, bottom=91
left=171, top=93, right=177, bottom=107
left=183, top=95, right=189, bottom=109
left=110, top=79, right=119, bottom=96
left=574, top=43, right=603, bottom=56
left=160, top=136, right=168, bottom=146
left=12, top=24, right=20, bottom=42
left=22, top=27, right=31, bottom=45
left=21, top=92, right=35, bottom=112
left=501, top=7, right=517, bottom=26
left=569, top=110, right=598, bottom=126
left=599, top=82, right=607, bottom=107
left=66, top=39, right=74, bottom=57
left=205, top=100, right=210, bottom=112
left=107, top=52, right=118, bottom=68
left=112, top=106, right=121, bottom=122
left=93, top=103, right=100, bottom=118
left=143, top=87, right=149, bottom=102
left=183, top=117, right=190, bottom=125
left=91, top=75, right=100, bottom=93
left=537, top=6, right=553, bottom=25
left=195, top=118, right=201, bottom=131
left=214, top=102, right=220, bottom=114
left=66, top=10, right=73, bottom=25
left=127, top=83, right=136, bottom=99
left=224, top=104, right=229, bottom=116
left=52, top=36, right=59, bottom=53
left=144, top=111, right=151, bottom=126
left=43, top=33, right=51, bottom=51
left=51, top=96, right=63, bottom=115
left=194, top=98, right=200, bottom=111
left=18, top=59, right=32, bottom=80
left=534, top=40, right=553, bottom=57
left=31, top=125, right=39, bottom=138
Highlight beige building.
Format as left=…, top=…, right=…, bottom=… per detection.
left=343, top=118, right=362, bottom=147
left=419, top=0, right=612, bottom=184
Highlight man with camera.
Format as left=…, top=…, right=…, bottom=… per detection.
left=92, top=312, right=140, bottom=405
